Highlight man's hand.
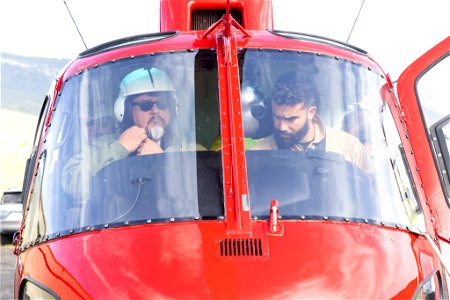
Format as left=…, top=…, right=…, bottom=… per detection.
left=119, top=126, right=147, bottom=153
left=138, top=138, right=164, bottom=155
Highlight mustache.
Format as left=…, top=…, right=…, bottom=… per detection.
left=148, top=115, right=165, bottom=125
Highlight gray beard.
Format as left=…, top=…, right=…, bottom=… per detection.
left=146, top=125, right=165, bottom=141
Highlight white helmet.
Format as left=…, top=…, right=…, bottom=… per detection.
left=114, top=67, right=176, bottom=122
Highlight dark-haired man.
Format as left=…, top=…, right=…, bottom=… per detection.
left=251, top=71, right=372, bottom=173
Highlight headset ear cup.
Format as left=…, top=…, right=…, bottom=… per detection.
left=252, top=97, right=274, bottom=139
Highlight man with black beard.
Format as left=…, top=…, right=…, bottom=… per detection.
left=251, top=71, right=372, bottom=174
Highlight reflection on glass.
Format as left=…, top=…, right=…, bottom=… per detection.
left=240, top=49, right=425, bottom=228
left=417, top=56, right=450, bottom=129
left=22, top=50, right=223, bottom=242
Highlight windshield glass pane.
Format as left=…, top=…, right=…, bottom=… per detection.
left=35, top=50, right=223, bottom=235
left=240, top=49, right=421, bottom=227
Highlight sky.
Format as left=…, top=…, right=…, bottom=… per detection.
left=0, top=0, right=448, bottom=81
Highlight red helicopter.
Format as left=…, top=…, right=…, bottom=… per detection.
left=14, top=0, right=449, bottom=298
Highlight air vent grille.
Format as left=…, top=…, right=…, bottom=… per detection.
left=192, top=9, right=243, bottom=30
left=220, top=238, right=263, bottom=257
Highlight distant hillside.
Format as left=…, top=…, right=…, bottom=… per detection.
left=1, top=53, right=70, bottom=115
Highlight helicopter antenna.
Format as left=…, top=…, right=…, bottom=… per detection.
left=346, top=0, right=366, bottom=43
left=62, top=0, right=88, bottom=50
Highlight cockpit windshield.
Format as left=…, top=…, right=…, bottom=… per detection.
left=21, top=48, right=425, bottom=245
left=22, top=50, right=223, bottom=243
left=239, top=49, right=424, bottom=227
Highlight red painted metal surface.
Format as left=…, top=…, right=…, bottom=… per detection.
left=396, top=36, right=450, bottom=240
left=16, top=222, right=435, bottom=298
left=160, top=0, right=273, bottom=32
left=216, top=14, right=252, bottom=233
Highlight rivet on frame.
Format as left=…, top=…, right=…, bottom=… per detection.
left=218, top=216, right=225, bottom=220
left=323, top=216, right=328, bottom=220
left=300, top=215, right=306, bottom=220
left=170, top=218, right=175, bottom=222
left=364, top=219, right=369, bottom=223
left=147, top=219, right=152, bottom=223
left=104, top=224, right=109, bottom=228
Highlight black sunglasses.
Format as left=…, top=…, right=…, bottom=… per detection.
left=132, top=98, right=169, bottom=111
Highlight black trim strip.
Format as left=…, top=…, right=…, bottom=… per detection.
left=17, top=215, right=421, bottom=252
left=268, top=29, right=368, bottom=55
left=431, top=115, right=450, bottom=198
left=78, top=31, right=179, bottom=58
left=20, top=277, right=61, bottom=300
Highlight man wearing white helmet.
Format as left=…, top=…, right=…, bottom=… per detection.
left=62, top=67, right=193, bottom=201
left=114, top=67, right=180, bottom=155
